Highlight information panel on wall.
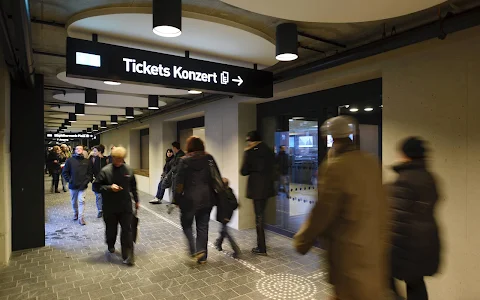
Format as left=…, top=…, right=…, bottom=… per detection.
left=66, top=38, right=273, bottom=98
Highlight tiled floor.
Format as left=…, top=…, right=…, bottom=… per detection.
left=0, top=176, right=333, bottom=300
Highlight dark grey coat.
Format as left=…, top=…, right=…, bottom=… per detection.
left=389, top=160, right=441, bottom=280
left=240, top=142, right=275, bottom=200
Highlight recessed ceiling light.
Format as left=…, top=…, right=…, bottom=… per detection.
left=364, top=107, right=374, bottom=112
left=349, top=108, right=359, bottom=112
left=153, top=26, right=181, bottom=37
left=276, top=53, right=298, bottom=62
left=188, top=90, right=202, bottom=94
left=104, top=81, right=121, bottom=86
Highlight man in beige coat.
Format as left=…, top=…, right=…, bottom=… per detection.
left=294, top=116, right=389, bottom=300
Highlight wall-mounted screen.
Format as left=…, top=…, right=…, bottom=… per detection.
left=298, top=136, right=314, bottom=148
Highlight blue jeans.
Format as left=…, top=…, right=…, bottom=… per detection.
left=181, top=207, right=211, bottom=260
left=70, top=189, right=86, bottom=218
left=94, top=191, right=103, bottom=212
left=156, top=179, right=166, bottom=199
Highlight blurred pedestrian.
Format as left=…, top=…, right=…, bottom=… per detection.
left=90, top=145, right=108, bottom=218
left=240, top=131, right=275, bottom=255
left=175, top=137, right=216, bottom=264
left=93, top=147, right=139, bottom=266
left=47, top=146, right=62, bottom=193
left=167, top=141, right=185, bottom=214
left=213, top=178, right=240, bottom=258
left=150, top=149, right=174, bottom=204
left=62, top=145, right=93, bottom=225
left=293, top=116, right=389, bottom=300
left=389, top=137, right=441, bottom=300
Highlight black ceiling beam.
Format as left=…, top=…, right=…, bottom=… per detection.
left=298, top=31, right=346, bottom=48
left=299, top=44, right=326, bottom=55
left=33, top=49, right=66, bottom=58
left=275, top=6, right=480, bottom=83
left=44, top=85, right=84, bottom=91
left=30, top=18, right=65, bottom=28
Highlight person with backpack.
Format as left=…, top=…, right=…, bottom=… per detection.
left=213, top=178, right=241, bottom=258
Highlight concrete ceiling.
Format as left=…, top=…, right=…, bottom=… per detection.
left=28, top=0, right=480, bottom=133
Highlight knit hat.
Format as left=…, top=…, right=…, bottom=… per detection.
left=401, top=137, right=427, bottom=159
left=321, top=116, right=356, bottom=139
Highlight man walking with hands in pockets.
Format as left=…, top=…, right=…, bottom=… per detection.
left=94, top=147, right=139, bottom=266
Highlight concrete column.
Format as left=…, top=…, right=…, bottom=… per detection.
left=0, top=59, right=11, bottom=265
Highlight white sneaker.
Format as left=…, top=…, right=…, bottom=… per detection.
left=149, top=198, right=161, bottom=204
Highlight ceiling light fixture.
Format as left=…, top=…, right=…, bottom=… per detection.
left=188, top=90, right=202, bottom=94
left=111, top=115, right=118, bottom=125
left=69, top=113, right=77, bottom=122
left=103, top=81, right=121, bottom=86
left=64, top=120, right=71, bottom=127
left=87, top=128, right=92, bottom=133
left=82, top=130, right=87, bottom=134
left=93, top=125, right=99, bottom=132
left=364, top=107, right=374, bottom=112
left=75, top=103, right=85, bottom=116
left=126, top=107, right=134, bottom=119
left=292, top=117, right=304, bottom=120
left=85, top=88, right=98, bottom=106
left=276, top=23, right=298, bottom=62
left=100, top=121, right=107, bottom=129
left=349, top=108, right=359, bottom=112
left=148, top=95, right=159, bottom=110
left=152, top=0, right=182, bottom=38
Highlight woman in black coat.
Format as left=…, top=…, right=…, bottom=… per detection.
left=389, top=137, right=441, bottom=300
left=175, top=137, right=218, bottom=264
left=150, top=149, right=174, bottom=204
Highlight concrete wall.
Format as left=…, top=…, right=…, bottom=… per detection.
left=0, top=58, right=11, bottom=265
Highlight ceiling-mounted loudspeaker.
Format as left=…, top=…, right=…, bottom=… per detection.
left=100, top=121, right=107, bottom=128
left=93, top=125, right=99, bottom=132
left=111, top=115, right=118, bottom=125
left=126, top=107, right=134, bottom=119
left=148, top=95, right=159, bottom=110
left=85, top=88, right=98, bottom=106
left=69, top=113, right=77, bottom=122
left=152, top=0, right=182, bottom=38
left=75, top=103, right=85, bottom=116
left=276, top=23, right=298, bottom=62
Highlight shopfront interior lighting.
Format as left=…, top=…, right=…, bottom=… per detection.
left=349, top=108, right=359, bottom=112
left=69, top=113, right=77, bottom=122
left=85, top=88, right=98, bottom=106
left=126, top=107, right=134, bottom=119
left=364, top=107, right=374, bottom=112
left=148, top=95, right=159, bottom=110
left=75, top=103, right=85, bottom=116
left=111, top=115, right=118, bottom=125
left=93, top=125, right=99, bottom=132
left=276, top=23, right=298, bottom=62
left=100, top=121, right=107, bottom=129
left=152, top=0, right=182, bottom=38
left=188, top=90, right=202, bottom=94
left=292, top=117, right=304, bottom=120
left=104, top=81, right=121, bottom=86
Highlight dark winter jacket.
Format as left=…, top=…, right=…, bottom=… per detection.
left=240, top=142, right=275, bottom=200
left=163, top=150, right=185, bottom=190
left=163, top=156, right=174, bottom=176
left=389, top=160, right=441, bottom=280
left=216, top=187, right=238, bottom=224
left=93, top=163, right=139, bottom=213
left=62, top=154, right=93, bottom=190
left=175, top=152, right=216, bottom=212
left=90, top=156, right=108, bottom=178
left=276, top=151, right=289, bottom=176
left=47, top=152, right=62, bottom=174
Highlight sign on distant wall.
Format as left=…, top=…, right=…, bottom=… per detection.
left=45, top=133, right=94, bottom=139
left=66, top=38, right=273, bottom=98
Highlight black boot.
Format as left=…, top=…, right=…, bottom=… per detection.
left=228, top=236, right=241, bottom=258
left=251, top=247, right=267, bottom=256
left=254, top=216, right=267, bottom=255
left=214, top=238, right=223, bottom=251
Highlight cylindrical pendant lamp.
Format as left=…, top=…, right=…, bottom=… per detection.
left=75, top=103, right=85, bottom=116
left=100, top=121, right=107, bottom=128
left=69, top=113, right=77, bottom=122
left=126, top=107, right=134, bottom=119
left=148, top=95, right=159, bottom=110
left=152, top=0, right=182, bottom=37
left=93, top=125, right=99, bottom=132
left=111, top=115, right=118, bottom=125
left=85, top=88, right=98, bottom=106
left=276, top=23, right=298, bottom=61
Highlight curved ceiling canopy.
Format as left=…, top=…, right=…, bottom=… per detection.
left=67, top=10, right=276, bottom=68
left=53, top=92, right=167, bottom=108
left=57, top=72, right=188, bottom=95
left=221, top=0, right=445, bottom=23
left=51, top=105, right=143, bottom=116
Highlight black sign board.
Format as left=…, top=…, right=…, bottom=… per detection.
left=66, top=38, right=273, bottom=98
left=46, top=133, right=94, bottom=139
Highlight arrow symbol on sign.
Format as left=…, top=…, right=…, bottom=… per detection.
left=232, top=76, right=243, bottom=86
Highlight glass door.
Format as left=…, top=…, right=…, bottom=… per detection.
left=270, top=117, right=319, bottom=234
